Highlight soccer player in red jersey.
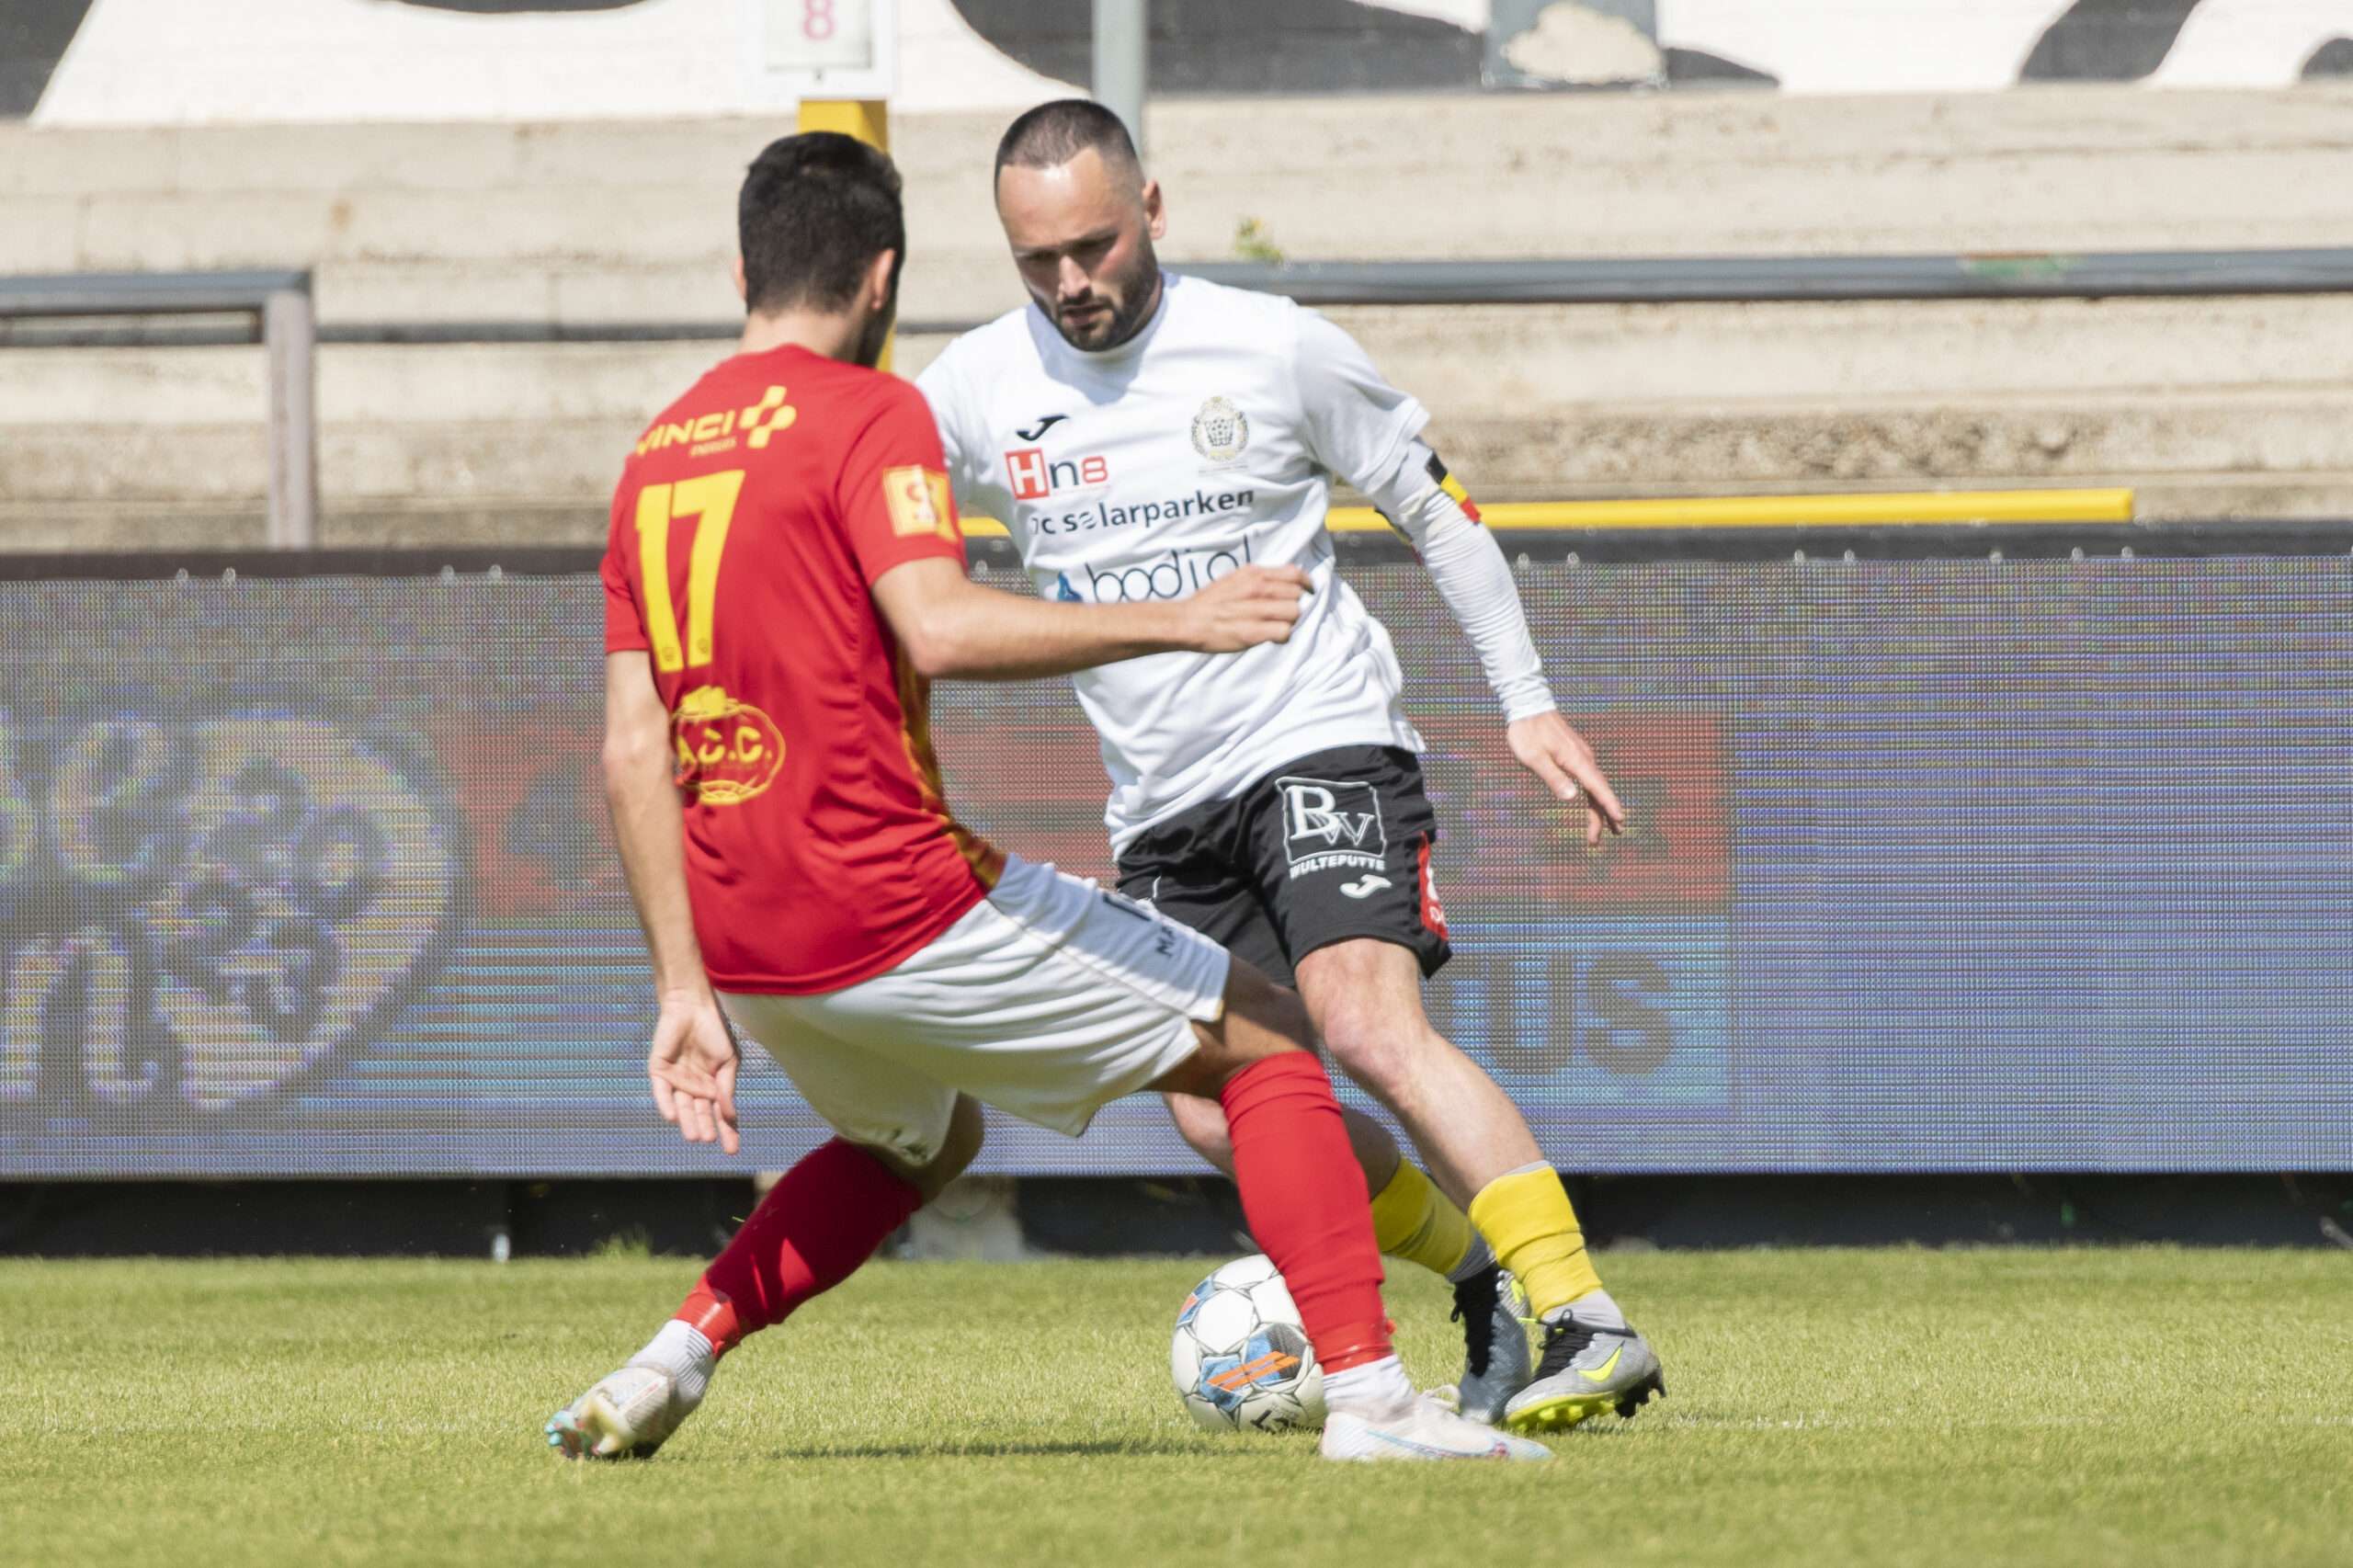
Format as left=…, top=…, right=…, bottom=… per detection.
left=544, top=133, right=1549, bottom=1464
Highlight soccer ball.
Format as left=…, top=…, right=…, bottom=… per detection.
left=1168, top=1254, right=1326, bottom=1432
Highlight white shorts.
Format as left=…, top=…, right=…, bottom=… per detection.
left=720, top=855, right=1231, bottom=1165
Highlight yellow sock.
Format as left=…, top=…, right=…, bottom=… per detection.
left=1467, top=1165, right=1602, bottom=1319
left=1367, top=1159, right=1476, bottom=1280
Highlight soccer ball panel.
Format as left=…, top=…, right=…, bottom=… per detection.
left=1240, top=1387, right=1309, bottom=1431
left=1188, top=1288, right=1258, bottom=1355
left=1169, top=1319, right=1205, bottom=1391
left=1245, top=1272, right=1301, bottom=1325
left=1182, top=1389, right=1237, bottom=1432
left=1290, top=1361, right=1326, bottom=1427
left=1209, top=1253, right=1279, bottom=1290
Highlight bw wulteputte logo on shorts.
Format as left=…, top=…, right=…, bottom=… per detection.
left=1276, top=777, right=1387, bottom=881
left=1190, top=396, right=1250, bottom=463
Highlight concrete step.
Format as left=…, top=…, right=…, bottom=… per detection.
left=8, top=383, right=2349, bottom=549
left=9, top=86, right=2353, bottom=542
left=7, top=466, right=2350, bottom=557
left=1435, top=390, right=2353, bottom=504
left=0, top=498, right=602, bottom=553
left=6, top=298, right=2351, bottom=528
left=11, top=292, right=2350, bottom=425
left=1323, top=296, right=2353, bottom=407
left=7, top=86, right=2353, bottom=326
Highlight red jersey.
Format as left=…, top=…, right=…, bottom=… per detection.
left=601, top=343, right=1003, bottom=994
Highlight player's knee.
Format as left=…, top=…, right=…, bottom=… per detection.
left=1315, top=1002, right=1427, bottom=1097
left=1154, top=960, right=1318, bottom=1099
left=929, top=1095, right=987, bottom=1191
left=880, top=1096, right=985, bottom=1203
left=1222, top=959, right=1317, bottom=1055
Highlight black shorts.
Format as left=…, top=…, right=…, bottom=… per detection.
left=1114, top=744, right=1451, bottom=990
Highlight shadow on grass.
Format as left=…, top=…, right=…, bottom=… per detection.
left=755, top=1438, right=1291, bottom=1460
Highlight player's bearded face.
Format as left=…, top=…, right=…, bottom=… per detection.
left=998, top=150, right=1165, bottom=353
left=1052, top=233, right=1158, bottom=351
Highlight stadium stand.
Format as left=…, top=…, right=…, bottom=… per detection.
left=7, top=80, right=2353, bottom=550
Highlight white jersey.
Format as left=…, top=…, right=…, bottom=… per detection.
left=917, top=273, right=1429, bottom=853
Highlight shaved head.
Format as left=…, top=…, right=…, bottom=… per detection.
left=995, top=98, right=1143, bottom=189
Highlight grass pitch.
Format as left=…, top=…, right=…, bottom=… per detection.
left=2, top=1248, right=2347, bottom=1567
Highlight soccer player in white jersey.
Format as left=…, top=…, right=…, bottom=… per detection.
left=915, top=101, right=1665, bottom=1433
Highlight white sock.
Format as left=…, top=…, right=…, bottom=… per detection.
left=1552, top=1288, right=1626, bottom=1332
left=628, top=1319, right=716, bottom=1407
left=1321, top=1353, right=1417, bottom=1421
left=1446, top=1232, right=1497, bottom=1286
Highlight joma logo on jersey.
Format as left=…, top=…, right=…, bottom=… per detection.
left=1276, top=778, right=1389, bottom=880
left=1005, top=448, right=1110, bottom=501
left=636, top=385, right=799, bottom=458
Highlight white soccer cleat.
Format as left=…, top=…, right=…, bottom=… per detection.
left=544, top=1364, right=697, bottom=1460
left=1319, top=1395, right=1553, bottom=1463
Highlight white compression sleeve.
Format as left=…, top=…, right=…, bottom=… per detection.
left=1366, top=444, right=1557, bottom=722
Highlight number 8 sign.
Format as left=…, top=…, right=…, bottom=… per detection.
left=743, top=0, right=896, bottom=98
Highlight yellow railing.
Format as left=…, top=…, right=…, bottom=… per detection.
left=960, top=487, right=2133, bottom=538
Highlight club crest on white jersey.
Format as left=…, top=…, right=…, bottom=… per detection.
left=1191, top=396, right=1251, bottom=463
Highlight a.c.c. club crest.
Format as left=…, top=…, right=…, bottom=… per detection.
left=1190, top=396, right=1249, bottom=463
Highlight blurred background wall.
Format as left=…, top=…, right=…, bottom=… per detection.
left=5, top=0, right=2353, bottom=551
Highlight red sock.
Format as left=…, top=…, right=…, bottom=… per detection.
left=674, top=1138, right=922, bottom=1355
left=1219, top=1052, right=1393, bottom=1373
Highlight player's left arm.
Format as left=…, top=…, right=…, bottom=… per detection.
left=601, top=639, right=739, bottom=1151
left=1373, top=447, right=1622, bottom=844
left=1292, top=308, right=1624, bottom=843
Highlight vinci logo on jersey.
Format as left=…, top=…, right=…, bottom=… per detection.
left=635, top=385, right=800, bottom=459
left=1006, top=448, right=1111, bottom=501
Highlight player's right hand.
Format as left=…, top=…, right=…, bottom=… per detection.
left=1182, top=564, right=1311, bottom=653
left=647, top=990, right=741, bottom=1155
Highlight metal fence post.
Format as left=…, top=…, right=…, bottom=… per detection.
left=264, top=282, right=318, bottom=549
left=1092, top=0, right=1148, bottom=158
